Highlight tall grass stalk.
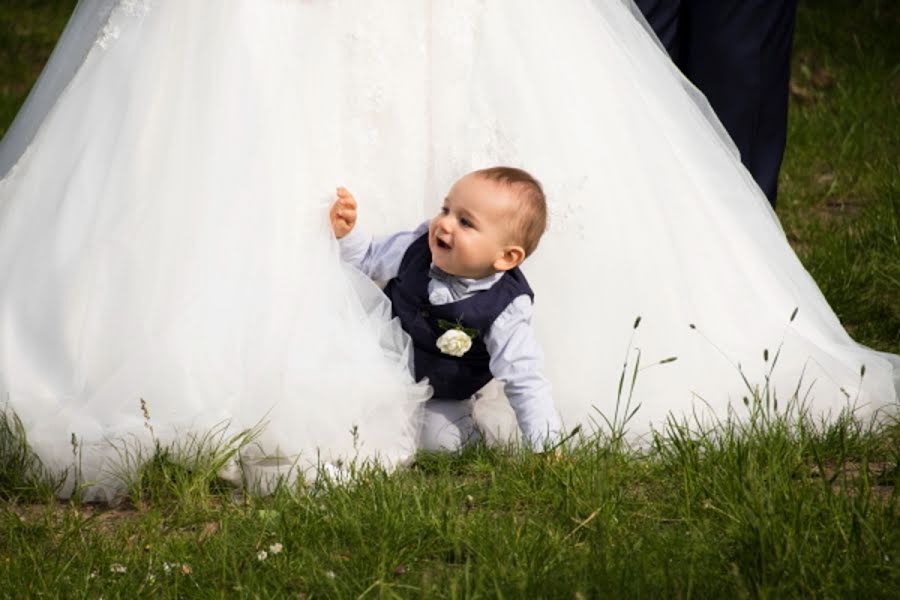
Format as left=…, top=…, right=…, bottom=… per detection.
left=0, top=406, right=63, bottom=501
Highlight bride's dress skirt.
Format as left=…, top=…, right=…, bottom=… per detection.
left=0, top=1, right=897, bottom=497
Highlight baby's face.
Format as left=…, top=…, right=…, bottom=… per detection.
left=428, top=174, right=520, bottom=279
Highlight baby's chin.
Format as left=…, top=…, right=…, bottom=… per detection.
left=430, top=251, right=454, bottom=274
left=429, top=237, right=491, bottom=278
left=429, top=249, right=463, bottom=277
left=436, top=258, right=495, bottom=280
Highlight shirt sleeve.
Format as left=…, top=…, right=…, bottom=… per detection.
left=338, top=221, right=429, bottom=284
left=484, top=294, right=562, bottom=450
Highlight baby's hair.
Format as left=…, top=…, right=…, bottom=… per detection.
left=473, top=166, right=547, bottom=257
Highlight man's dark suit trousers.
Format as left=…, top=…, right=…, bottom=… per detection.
left=634, top=0, right=798, bottom=208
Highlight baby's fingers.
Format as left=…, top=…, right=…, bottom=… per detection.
left=333, top=200, right=355, bottom=215
left=336, top=210, right=356, bottom=224
left=335, top=187, right=356, bottom=204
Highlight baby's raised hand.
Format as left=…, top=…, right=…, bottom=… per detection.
left=330, top=186, right=357, bottom=239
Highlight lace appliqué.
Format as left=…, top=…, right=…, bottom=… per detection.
left=340, top=5, right=427, bottom=207
left=545, top=176, right=589, bottom=239
left=95, top=0, right=152, bottom=50
left=120, top=0, right=152, bottom=18
left=429, top=1, right=487, bottom=181
left=344, top=11, right=399, bottom=148
left=96, top=23, right=121, bottom=51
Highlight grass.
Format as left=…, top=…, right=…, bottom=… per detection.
left=0, top=409, right=64, bottom=502
left=779, top=0, right=900, bottom=353
left=0, top=405, right=897, bottom=597
left=0, top=0, right=898, bottom=597
left=0, top=0, right=76, bottom=137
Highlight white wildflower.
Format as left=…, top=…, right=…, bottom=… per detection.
left=269, top=543, right=283, bottom=555
left=257, top=550, right=268, bottom=562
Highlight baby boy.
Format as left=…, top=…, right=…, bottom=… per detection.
left=330, top=167, right=561, bottom=451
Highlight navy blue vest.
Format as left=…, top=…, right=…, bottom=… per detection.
left=384, top=234, right=534, bottom=400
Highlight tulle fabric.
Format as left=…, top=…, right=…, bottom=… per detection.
left=0, top=0, right=119, bottom=177
left=0, top=1, right=434, bottom=499
left=0, top=1, right=896, bottom=498
left=423, top=0, right=898, bottom=436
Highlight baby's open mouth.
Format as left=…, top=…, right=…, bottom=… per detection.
left=436, top=238, right=451, bottom=250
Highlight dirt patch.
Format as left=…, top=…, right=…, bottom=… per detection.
left=815, top=195, right=867, bottom=218
left=808, top=461, right=897, bottom=504
left=791, top=50, right=838, bottom=105
left=7, top=500, right=141, bottom=529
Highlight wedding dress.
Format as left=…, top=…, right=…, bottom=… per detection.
left=1, top=0, right=896, bottom=498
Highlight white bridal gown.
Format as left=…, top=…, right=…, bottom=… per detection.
left=0, top=0, right=897, bottom=498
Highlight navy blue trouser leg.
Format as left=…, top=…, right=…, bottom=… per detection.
left=633, top=0, right=798, bottom=207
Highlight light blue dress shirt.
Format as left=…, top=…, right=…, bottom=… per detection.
left=339, top=222, right=561, bottom=449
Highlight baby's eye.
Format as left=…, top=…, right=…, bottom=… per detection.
left=440, top=206, right=449, bottom=215
left=459, top=217, right=473, bottom=228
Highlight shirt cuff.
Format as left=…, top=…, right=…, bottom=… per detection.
left=338, top=227, right=373, bottom=268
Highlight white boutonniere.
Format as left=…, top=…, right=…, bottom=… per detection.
left=435, top=319, right=479, bottom=357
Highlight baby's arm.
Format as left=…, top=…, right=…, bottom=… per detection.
left=485, top=296, right=562, bottom=451
left=329, top=187, right=427, bottom=282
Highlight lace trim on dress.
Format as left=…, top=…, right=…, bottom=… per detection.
left=96, top=0, right=152, bottom=50
left=546, top=175, right=589, bottom=238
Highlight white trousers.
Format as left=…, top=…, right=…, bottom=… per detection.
left=418, top=398, right=483, bottom=452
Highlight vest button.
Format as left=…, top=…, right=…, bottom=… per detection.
left=420, top=309, right=429, bottom=317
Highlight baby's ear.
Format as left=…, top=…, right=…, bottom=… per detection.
left=493, top=245, right=525, bottom=272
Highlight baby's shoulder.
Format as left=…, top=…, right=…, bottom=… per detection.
left=490, top=293, right=535, bottom=331
left=497, top=266, right=535, bottom=301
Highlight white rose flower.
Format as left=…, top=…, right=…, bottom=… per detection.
left=436, top=329, right=473, bottom=357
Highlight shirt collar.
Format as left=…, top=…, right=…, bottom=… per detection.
left=428, top=264, right=504, bottom=293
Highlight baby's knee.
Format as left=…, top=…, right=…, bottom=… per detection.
left=418, top=398, right=481, bottom=451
